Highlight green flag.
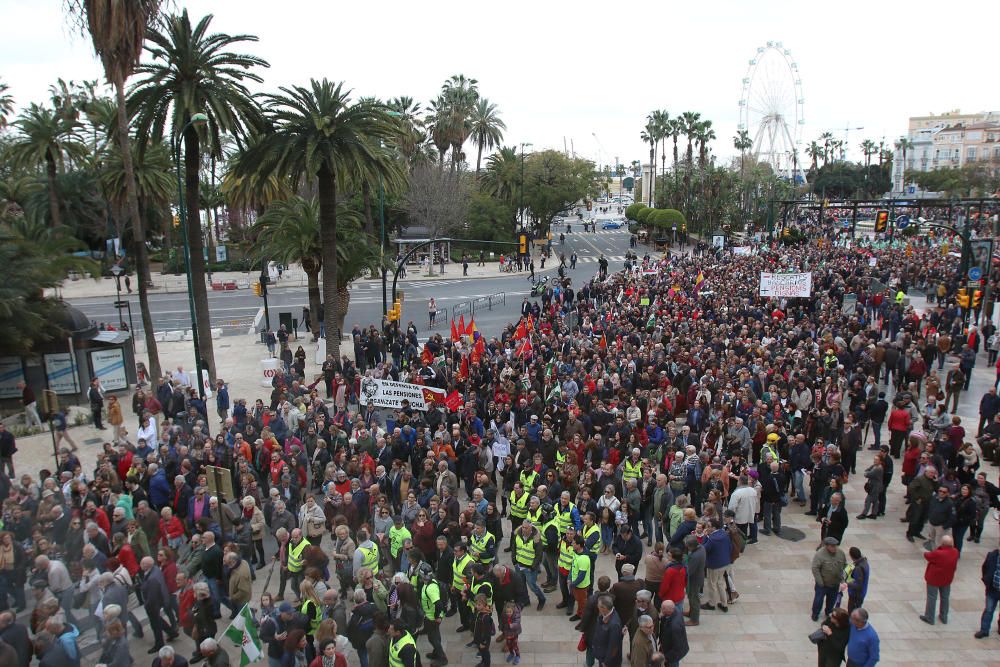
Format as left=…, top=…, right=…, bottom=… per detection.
left=546, top=382, right=562, bottom=403
left=646, top=312, right=656, bottom=329
left=224, top=604, right=262, bottom=667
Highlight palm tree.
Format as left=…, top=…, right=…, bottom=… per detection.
left=129, top=9, right=268, bottom=379
left=426, top=95, right=452, bottom=169
left=806, top=141, right=822, bottom=171
left=680, top=111, right=701, bottom=166
left=640, top=118, right=657, bottom=206
left=8, top=104, right=87, bottom=228
left=697, top=120, right=716, bottom=168
left=254, top=196, right=326, bottom=337
left=469, top=98, right=505, bottom=176
left=650, top=110, right=669, bottom=177
left=894, top=136, right=915, bottom=192
left=733, top=129, right=753, bottom=175
left=481, top=146, right=520, bottom=204
left=234, top=79, right=400, bottom=358
left=0, top=79, right=14, bottom=130
left=860, top=139, right=876, bottom=169
left=818, top=132, right=834, bottom=166
left=440, top=74, right=479, bottom=171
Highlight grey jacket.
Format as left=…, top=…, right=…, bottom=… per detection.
left=685, top=544, right=706, bottom=590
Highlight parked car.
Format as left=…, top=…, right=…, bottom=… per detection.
left=601, top=221, right=625, bottom=230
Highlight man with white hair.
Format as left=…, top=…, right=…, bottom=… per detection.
left=34, top=555, right=77, bottom=626
left=152, top=644, right=189, bottom=667
left=631, top=613, right=656, bottom=667
left=141, top=555, right=178, bottom=653
left=198, top=638, right=228, bottom=667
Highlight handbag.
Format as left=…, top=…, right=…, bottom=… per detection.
left=808, top=627, right=827, bottom=644
left=577, top=634, right=587, bottom=652
left=779, top=493, right=789, bottom=508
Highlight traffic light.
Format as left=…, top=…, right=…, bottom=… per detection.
left=252, top=281, right=262, bottom=297
left=957, top=288, right=969, bottom=308
left=973, top=289, right=983, bottom=309
left=518, top=233, right=528, bottom=254
left=387, top=300, right=402, bottom=321
left=172, top=214, right=180, bottom=228
left=874, top=210, right=888, bottom=233
left=586, top=200, right=592, bottom=211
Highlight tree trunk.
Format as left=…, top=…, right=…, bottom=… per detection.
left=318, top=164, right=341, bottom=361
left=362, top=181, right=375, bottom=239
left=335, top=285, right=351, bottom=353
left=45, top=153, right=61, bottom=228
left=475, top=142, right=484, bottom=176
left=114, top=77, right=161, bottom=380
left=306, top=268, right=322, bottom=338
left=184, top=123, right=216, bottom=380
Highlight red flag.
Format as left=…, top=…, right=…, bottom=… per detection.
left=458, top=355, right=469, bottom=381
left=457, top=315, right=466, bottom=339
left=465, top=317, right=477, bottom=337
left=471, top=336, right=486, bottom=364
left=444, top=390, right=463, bottom=412
left=516, top=338, right=532, bottom=358
left=599, top=333, right=608, bottom=350
left=421, top=344, right=433, bottom=365
left=513, top=320, right=527, bottom=341
left=526, top=315, right=535, bottom=332
left=450, top=319, right=460, bottom=342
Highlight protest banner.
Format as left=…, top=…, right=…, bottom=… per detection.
left=358, top=377, right=447, bottom=411
left=759, top=272, right=812, bottom=298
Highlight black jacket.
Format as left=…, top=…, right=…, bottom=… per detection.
left=658, top=606, right=690, bottom=663
left=983, top=549, right=1000, bottom=594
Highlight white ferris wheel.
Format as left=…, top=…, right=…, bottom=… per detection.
left=738, top=41, right=805, bottom=183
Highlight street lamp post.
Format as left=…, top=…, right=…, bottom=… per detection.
left=380, top=111, right=403, bottom=319
left=172, top=112, right=209, bottom=400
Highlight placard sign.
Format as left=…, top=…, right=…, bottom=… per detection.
left=90, top=348, right=128, bottom=391
left=358, top=377, right=447, bottom=411
left=44, top=353, right=80, bottom=395
left=759, top=272, right=813, bottom=298
left=0, top=357, right=25, bottom=399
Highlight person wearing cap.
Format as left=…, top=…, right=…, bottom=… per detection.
left=417, top=563, right=447, bottom=666
left=386, top=618, right=419, bottom=667
left=469, top=520, right=496, bottom=566
left=811, top=537, right=847, bottom=622
left=760, top=432, right=781, bottom=467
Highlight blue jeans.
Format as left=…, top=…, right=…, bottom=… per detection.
left=600, top=524, right=613, bottom=550
left=871, top=421, right=883, bottom=447
left=793, top=470, right=806, bottom=502
left=518, top=565, right=546, bottom=604
left=812, top=584, right=838, bottom=618
left=206, top=578, right=222, bottom=616
left=356, top=646, right=369, bottom=667
left=981, top=590, right=1000, bottom=635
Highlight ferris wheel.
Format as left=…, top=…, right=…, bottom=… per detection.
left=738, top=41, right=805, bottom=182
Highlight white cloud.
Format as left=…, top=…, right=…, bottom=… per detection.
left=2, top=0, right=997, bottom=168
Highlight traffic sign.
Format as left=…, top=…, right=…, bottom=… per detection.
left=968, top=266, right=983, bottom=281
left=895, top=215, right=910, bottom=229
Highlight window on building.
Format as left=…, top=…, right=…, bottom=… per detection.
left=967, top=147, right=977, bottom=161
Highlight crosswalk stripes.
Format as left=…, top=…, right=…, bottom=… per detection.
left=573, top=255, right=626, bottom=263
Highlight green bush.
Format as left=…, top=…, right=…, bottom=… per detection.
left=625, top=203, right=647, bottom=221
left=635, top=207, right=653, bottom=224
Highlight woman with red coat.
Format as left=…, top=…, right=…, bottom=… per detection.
left=887, top=401, right=913, bottom=458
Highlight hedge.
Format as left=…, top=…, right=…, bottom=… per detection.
left=625, top=203, right=647, bottom=221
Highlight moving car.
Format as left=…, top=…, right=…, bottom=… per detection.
left=602, top=220, right=625, bottom=230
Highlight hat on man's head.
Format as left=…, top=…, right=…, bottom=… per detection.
left=823, top=537, right=840, bottom=546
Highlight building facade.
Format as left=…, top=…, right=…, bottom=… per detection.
left=893, top=110, right=1000, bottom=194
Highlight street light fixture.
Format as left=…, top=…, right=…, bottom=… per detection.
left=172, top=112, right=209, bottom=400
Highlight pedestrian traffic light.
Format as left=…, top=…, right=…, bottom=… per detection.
left=252, top=281, right=262, bottom=297
left=519, top=233, right=528, bottom=254
left=586, top=200, right=592, bottom=211
left=874, top=210, right=888, bottom=233
left=973, top=289, right=983, bottom=309
left=387, top=301, right=402, bottom=321
left=957, top=288, right=969, bottom=308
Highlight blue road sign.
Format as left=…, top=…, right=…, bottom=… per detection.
left=896, top=215, right=910, bottom=229
left=968, top=266, right=983, bottom=281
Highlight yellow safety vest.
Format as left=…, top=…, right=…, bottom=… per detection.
left=389, top=526, right=411, bottom=557
left=570, top=552, right=592, bottom=589
left=582, top=523, right=601, bottom=556
left=468, top=579, right=493, bottom=609
left=526, top=507, right=542, bottom=525
left=360, top=543, right=380, bottom=574
left=623, top=458, right=642, bottom=482
left=469, top=531, right=495, bottom=564
left=556, top=450, right=567, bottom=465
left=452, top=553, right=473, bottom=591
left=539, top=519, right=557, bottom=547
left=519, top=469, right=539, bottom=490
left=514, top=531, right=538, bottom=567
left=555, top=502, right=577, bottom=534
left=301, top=599, right=322, bottom=635
left=287, top=538, right=310, bottom=573
left=558, top=539, right=575, bottom=571
left=510, top=491, right=529, bottom=519
left=388, top=632, right=416, bottom=667
left=420, top=580, right=442, bottom=620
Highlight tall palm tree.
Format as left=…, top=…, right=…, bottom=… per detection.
left=440, top=74, right=479, bottom=171
left=67, top=0, right=168, bottom=380
left=650, top=110, right=669, bottom=177
left=640, top=118, right=658, bottom=206
left=697, top=120, right=715, bottom=168
left=818, top=132, right=835, bottom=166
left=481, top=146, right=520, bottom=203
left=469, top=98, right=505, bottom=176
left=860, top=139, right=877, bottom=169
left=234, top=79, right=401, bottom=358
left=680, top=111, right=701, bottom=166
left=387, top=96, right=425, bottom=168
left=8, top=104, right=87, bottom=228
left=0, top=79, right=15, bottom=130
left=894, top=136, right=914, bottom=192
left=129, top=9, right=268, bottom=379
left=806, top=141, right=822, bottom=171
left=733, top=129, right=753, bottom=175
left=426, top=95, right=452, bottom=169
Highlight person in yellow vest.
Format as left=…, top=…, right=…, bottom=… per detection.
left=298, top=578, right=323, bottom=662
left=525, top=496, right=543, bottom=526
left=555, top=525, right=578, bottom=615
left=464, top=564, right=494, bottom=617
left=416, top=563, right=448, bottom=667
left=539, top=504, right=561, bottom=593
left=895, top=289, right=905, bottom=304
left=353, top=528, right=381, bottom=577
left=581, top=511, right=601, bottom=588
left=387, top=619, right=419, bottom=667
left=469, top=520, right=496, bottom=565
left=389, top=515, right=412, bottom=573
left=518, top=465, right=540, bottom=493
left=554, top=491, right=581, bottom=535
left=285, top=528, right=310, bottom=600
left=760, top=432, right=781, bottom=467
left=451, top=542, right=475, bottom=632
left=507, top=482, right=530, bottom=553
left=568, top=536, right=592, bottom=622
left=513, top=519, right=547, bottom=610
left=621, top=448, right=644, bottom=486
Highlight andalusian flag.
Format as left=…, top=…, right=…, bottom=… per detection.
left=224, top=604, right=262, bottom=667
left=546, top=382, right=562, bottom=403
left=694, top=271, right=705, bottom=294
left=646, top=312, right=656, bottom=329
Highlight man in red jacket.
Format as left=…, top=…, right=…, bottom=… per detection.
left=658, top=546, right=687, bottom=611
left=921, top=535, right=959, bottom=625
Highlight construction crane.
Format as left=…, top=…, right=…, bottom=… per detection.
left=824, top=123, right=865, bottom=161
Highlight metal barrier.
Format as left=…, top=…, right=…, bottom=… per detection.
left=452, top=301, right=471, bottom=318
left=427, top=306, right=448, bottom=329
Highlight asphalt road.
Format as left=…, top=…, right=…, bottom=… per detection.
left=67, top=217, right=635, bottom=339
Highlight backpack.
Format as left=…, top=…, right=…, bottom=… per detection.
left=726, top=524, right=746, bottom=561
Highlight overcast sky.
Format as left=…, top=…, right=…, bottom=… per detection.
left=3, top=0, right=998, bottom=170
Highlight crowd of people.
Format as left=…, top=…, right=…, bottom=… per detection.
left=2, top=212, right=1000, bottom=667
